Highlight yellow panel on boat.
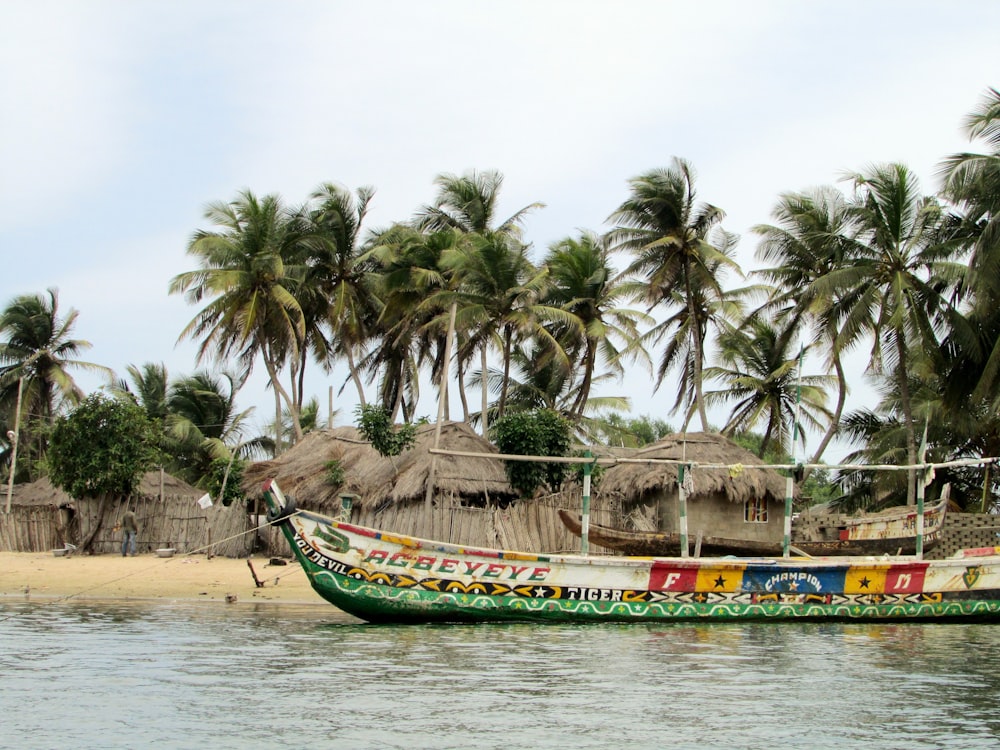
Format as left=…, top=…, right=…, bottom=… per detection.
left=843, top=565, right=889, bottom=594
left=695, top=565, right=744, bottom=593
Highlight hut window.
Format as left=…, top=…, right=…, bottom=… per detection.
left=744, top=497, right=768, bottom=523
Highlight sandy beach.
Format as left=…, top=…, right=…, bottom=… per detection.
left=0, top=551, right=320, bottom=605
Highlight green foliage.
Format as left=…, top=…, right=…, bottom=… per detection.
left=593, top=412, right=673, bottom=448
left=799, top=468, right=839, bottom=509
left=324, top=458, right=346, bottom=487
left=355, top=404, right=416, bottom=458
left=47, top=393, right=160, bottom=499
left=730, top=431, right=789, bottom=465
left=571, top=450, right=604, bottom=487
left=492, top=409, right=571, bottom=497
left=204, top=456, right=246, bottom=507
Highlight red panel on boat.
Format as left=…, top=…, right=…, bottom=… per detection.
left=649, top=562, right=698, bottom=591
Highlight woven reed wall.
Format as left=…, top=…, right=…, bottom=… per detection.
left=259, top=488, right=623, bottom=558
left=0, top=506, right=61, bottom=552
left=0, top=499, right=253, bottom=557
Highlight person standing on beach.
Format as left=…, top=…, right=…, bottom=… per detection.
left=121, top=509, right=138, bottom=557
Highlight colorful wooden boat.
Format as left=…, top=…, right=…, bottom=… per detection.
left=557, top=497, right=948, bottom=558
left=262, top=479, right=1000, bottom=624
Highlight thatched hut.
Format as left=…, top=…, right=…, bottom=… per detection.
left=593, top=432, right=791, bottom=547
left=0, top=470, right=250, bottom=556
left=242, top=422, right=595, bottom=552
left=243, top=421, right=516, bottom=511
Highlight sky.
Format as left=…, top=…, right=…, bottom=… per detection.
left=2, top=1, right=999, bottom=463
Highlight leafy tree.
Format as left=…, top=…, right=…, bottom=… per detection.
left=491, top=408, right=571, bottom=497
left=110, top=362, right=170, bottom=422
left=362, top=225, right=459, bottom=421
left=164, top=370, right=269, bottom=489
left=354, top=404, right=416, bottom=459
left=939, top=88, right=1000, bottom=417
left=589, top=412, right=673, bottom=447
left=203, top=455, right=246, bottom=507
left=414, top=169, right=544, bottom=238
left=473, top=342, right=630, bottom=442
left=441, top=232, right=565, bottom=424
left=47, top=394, right=161, bottom=552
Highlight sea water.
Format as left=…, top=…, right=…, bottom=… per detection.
left=2, top=599, right=1000, bottom=750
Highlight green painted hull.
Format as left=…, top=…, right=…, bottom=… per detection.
left=263, top=481, right=1000, bottom=625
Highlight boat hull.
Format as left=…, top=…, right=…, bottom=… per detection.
left=263, top=481, right=1000, bottom=625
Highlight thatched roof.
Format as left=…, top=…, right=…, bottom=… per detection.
left=242, top=421, right=516, bottom=511
left=595, top=432, right=789, bottom=503
left=10, top=470, right=203, bottom=507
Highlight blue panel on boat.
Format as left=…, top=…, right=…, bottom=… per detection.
left=741, top=565, right=848, bottom=594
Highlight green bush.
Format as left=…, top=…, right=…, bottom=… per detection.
left=492, top=409, right=571, bottom=497
left=355, top=404, right=416, bottom=458
left=324, top=459, right=346, bottom=487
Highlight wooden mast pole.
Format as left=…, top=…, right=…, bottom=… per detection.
left=580, top=450, right=592, bottom=555
left=784, top=346, right=804, bottom=558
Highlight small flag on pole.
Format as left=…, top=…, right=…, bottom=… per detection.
left=197, top=493, right=213, bottom=509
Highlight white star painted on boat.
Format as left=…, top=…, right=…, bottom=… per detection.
left=788, top=580, right=799, bottom=591
left=533, top=587, right=548, bottom=598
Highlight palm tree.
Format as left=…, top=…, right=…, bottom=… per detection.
left=0, top=288, right=110, bottom=480
left=704, top=317, right=833, bottom=458
left=834, top=163, right=965, bottom=503
left=475, top=342, right=631, bottom=441
left=415, top=169, right=546, bottom=429
left=542, top=231, right=651, bottom=419
left=608, top=159, right=742, bottom=430
left=440, top=231, right=568, bottom=425
left=169, top=190, right=307, bottom=450
left=363, top=225, right=459, bottom=421
left=415, top=169, right=544, bottom=237
left=304, top=183, right=380, bottom=412
left=939, top=87, right=1000, bottom=408
left=164, top=370, right=271, bottom=488
left=110, top=362, right=170, bottom=422
left=940, top=86, right=1000, bottom=301
left=752, top=187, right=859, bottom=466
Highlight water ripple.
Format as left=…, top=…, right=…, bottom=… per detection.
left=3, top=604, right=1000, bottom=749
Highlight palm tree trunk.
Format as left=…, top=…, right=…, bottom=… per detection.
left=287, top=355, right=303, bottom=443
left=261, top=352, right=299, bottom=450
left=570, top=342, right=596, bottom=420
left=458, top=365, right=470, bottom=423
left=686, top=272, right=710, bottom=431
left=498, top=326, right=513, bottom=420
left=480, top=345, right=489, bottom=435
left=895, top=336, right=918, bottom=505
left=346, top=346, right=367, bottom=408
left=274, top=387, right=282, bottom=455
left=759, top=418, right=774, bottom=458
left=806, top=355, right=847, bottom=477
